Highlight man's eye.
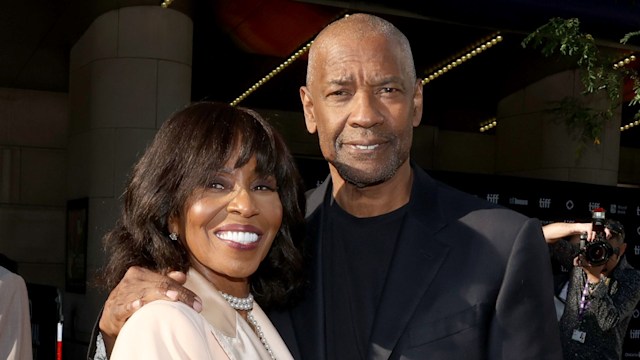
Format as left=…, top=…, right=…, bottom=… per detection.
left=328, top=90, right=349, bottom=97
left=380, top=87, right=398, bottom=94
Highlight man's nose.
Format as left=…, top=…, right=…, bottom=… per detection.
left=347, top=92, right=384, bottom=128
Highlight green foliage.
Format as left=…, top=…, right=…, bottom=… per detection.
left=620, top=31, right=640, bottom=45
left=620, top=31, right=640, bottom=110
left=548, top=98, right=606, bottom=157
left=522, top=18, right=639, bottom=154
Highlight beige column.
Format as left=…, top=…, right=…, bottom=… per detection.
left=496, top=69, right=621, bottom=186
left=66, top=5, right=192, bottom=352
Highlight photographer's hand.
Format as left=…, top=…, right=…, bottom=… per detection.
left=542, top=222, right=594, bottom=243
left=574, top=254, right=606, bottom=283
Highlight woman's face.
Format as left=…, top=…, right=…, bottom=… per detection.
left=171, top=156, right=283, bottom=291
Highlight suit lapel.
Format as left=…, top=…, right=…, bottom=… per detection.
left=287, top=176, right=331, bottom=359
left=284, top=169, right=452, bottom=359
left=367, top=166, right=451, bottom=359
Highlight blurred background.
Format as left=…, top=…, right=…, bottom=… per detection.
left=1, top=0, right=639, bottom=358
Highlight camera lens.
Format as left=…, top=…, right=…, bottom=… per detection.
left=584, top=241, right=613, bottom=266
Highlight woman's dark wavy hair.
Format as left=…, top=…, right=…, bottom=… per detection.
left=99, top=101, right=306, bottom=309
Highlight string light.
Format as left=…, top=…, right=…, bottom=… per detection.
left=479, top=117, right=497, bottom=132
left=422, top=33, right=503, bottom=85
left=160, top=0, right=173, bottom=8
left=228, top=23, right=634, bottom=135
left=230, top=13, right=349, bottom=106
left=481, top=117, right=640, bottom=133
left=612, top=54, right=637, bottom=70
left=620, top=119, right=640, bottom=132
left=476, top=52, right=637, bottom=133
left=230, top=41, right=313, bottom=106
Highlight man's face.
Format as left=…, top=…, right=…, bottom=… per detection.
left=300, top=34, right=423, bottom=187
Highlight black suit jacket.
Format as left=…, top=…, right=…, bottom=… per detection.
left=270, top=164, right=563, bottom=359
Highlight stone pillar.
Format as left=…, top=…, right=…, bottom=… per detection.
left=496, top=69, right=621, bottom=186
left=65, top=5, right=192, bottom=353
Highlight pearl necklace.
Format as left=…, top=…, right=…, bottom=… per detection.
left=220, top=292, right=254, bottom=311
left=219, top=291, right=276, bottom=360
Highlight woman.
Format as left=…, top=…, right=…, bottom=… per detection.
left=100, top=101, right=306, bottom=359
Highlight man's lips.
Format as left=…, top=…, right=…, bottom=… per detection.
left=349, top=143, right=380, bottom=150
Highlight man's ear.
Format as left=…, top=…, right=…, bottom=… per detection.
left=412, top=80, right=423, bottom=127
left=300, top=86, right=317, bottom=134
left=618, top=242, right=627, bottom=257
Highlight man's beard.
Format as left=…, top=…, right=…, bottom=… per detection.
left=330, top=147, right=406, bottom=188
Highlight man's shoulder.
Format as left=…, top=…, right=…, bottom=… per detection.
left=0, top=266, right=27, bottom=288
left=411, top=170, right=535, bottom=238
left=618, top=259, right=640, bottom=279
left=427, top=175, right=519, bottom=216
left=413, top=166, right=501, bottom=208
left=613, top=261, right=640, bottom=302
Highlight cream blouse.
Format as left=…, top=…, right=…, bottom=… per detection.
left=110, top=268, right=294, bottom=359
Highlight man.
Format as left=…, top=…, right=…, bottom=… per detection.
left=544, top=219, right=640, bottom=359
left=0, top=262, right=33, bottom=360
left=542, top=221, right=592, bottom=320
left=91, top=13, right=562, bottom=359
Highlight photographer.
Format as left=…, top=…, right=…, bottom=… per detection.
left=543, top=215, right=640, bottom=360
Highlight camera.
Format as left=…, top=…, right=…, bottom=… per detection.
left=579, top=208, right=614, bottom=266
left=582, top=240, right=615, bottom=266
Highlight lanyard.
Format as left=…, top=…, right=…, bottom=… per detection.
left=578, top=276, right=592, bottom=321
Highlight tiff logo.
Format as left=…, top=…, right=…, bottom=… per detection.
left=589, top=202, right=601, bottom=212
left=635, top=246, right=640, bottom=256
left=630, top=329, right=640, bottom=339
left=539, top=198, right=551, bottom=208
left=509, top=197, right=528, bottom=206
left=487, top=194, right=499, bottom=204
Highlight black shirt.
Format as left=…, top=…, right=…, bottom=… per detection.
left=324, top=196, right=407, bottom=359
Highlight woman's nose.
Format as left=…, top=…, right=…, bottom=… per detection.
left=226, top=187, right=259, bottom=217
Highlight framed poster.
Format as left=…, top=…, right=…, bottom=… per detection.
left=65, top=197, right=88, bottom=293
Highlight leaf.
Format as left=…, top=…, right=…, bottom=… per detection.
left=620, top=31, right=640, bottom=44
left=522, top=17, right=640, bottom=154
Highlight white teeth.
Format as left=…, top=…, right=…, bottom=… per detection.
left=216, top=231, right=259, bottom=244
left=354, top=144, right=378, bottom=150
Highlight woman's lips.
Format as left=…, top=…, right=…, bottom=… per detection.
left=215, top=230, right=259, bottom=244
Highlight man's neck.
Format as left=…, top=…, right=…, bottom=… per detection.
left=330, top=161, right=413, bottom=218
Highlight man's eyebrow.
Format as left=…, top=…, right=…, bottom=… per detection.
left=326, top=77, right=353, bottom=86
left=375, top=75, right=404, bottom=85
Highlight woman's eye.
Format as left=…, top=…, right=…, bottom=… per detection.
left=210, top=182, right=225, bottom=190
left=208, top=177, right=230, bottom=190
left=254, top=177, right=278, bottom=192
left=254, top=184, right=277, bottom=192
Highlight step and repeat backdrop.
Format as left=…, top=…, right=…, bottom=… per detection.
left=430, top=170, right=640, bottom=358
left=296, top=158, right=640, bottom=358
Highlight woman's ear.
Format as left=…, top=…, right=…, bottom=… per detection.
left=168, top=214, right=180, bottom=235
